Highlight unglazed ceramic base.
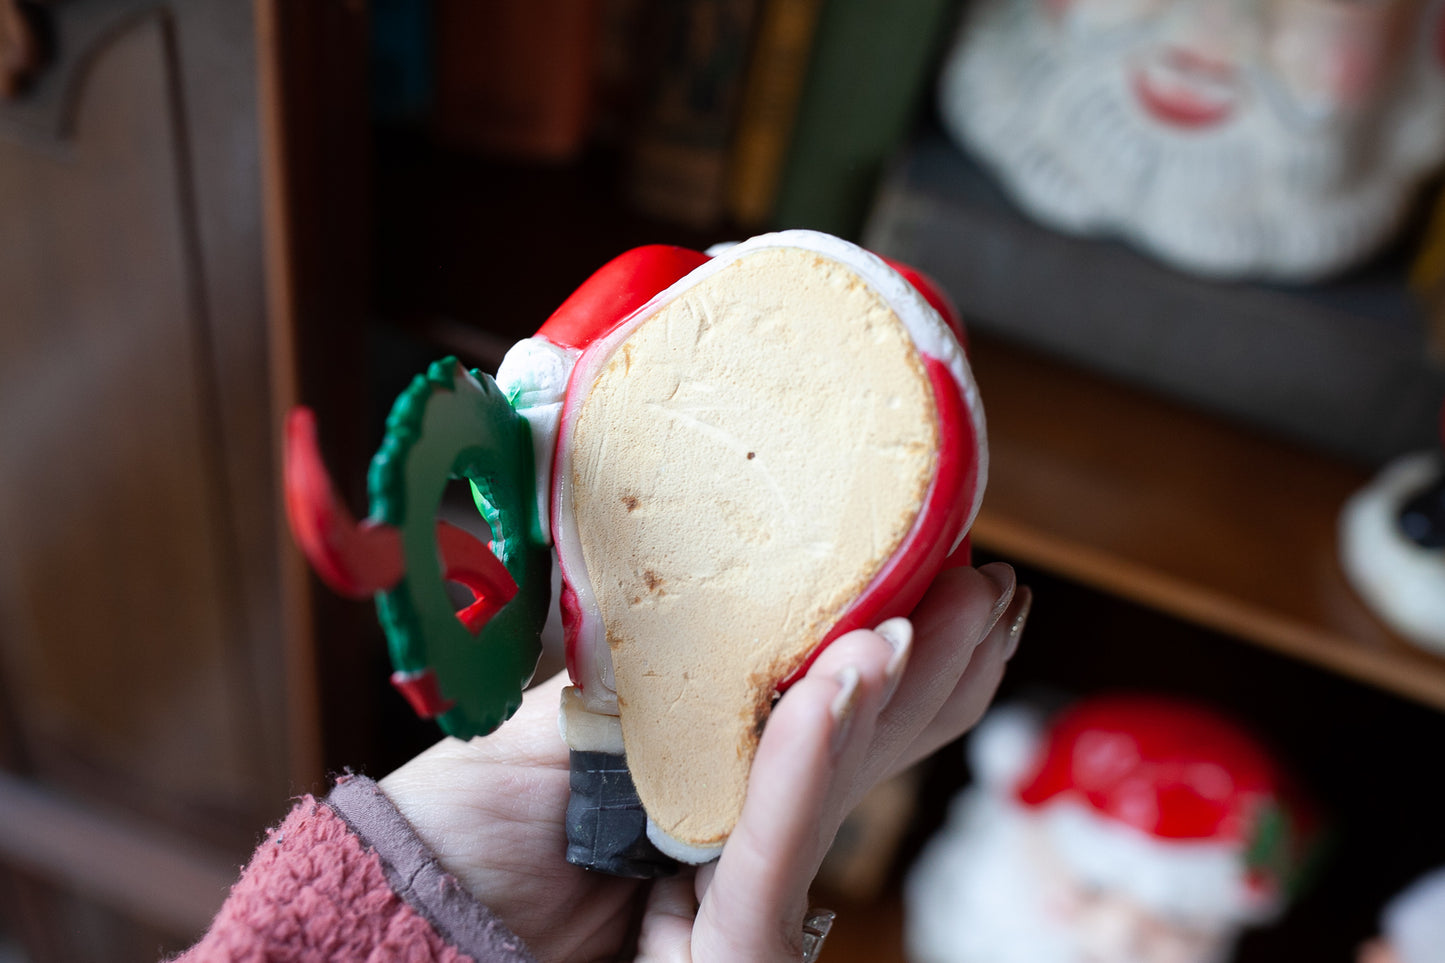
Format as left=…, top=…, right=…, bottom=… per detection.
left=566, top=246, right=940, bottom=849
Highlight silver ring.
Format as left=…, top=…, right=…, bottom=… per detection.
left=801, top=908, right=836, bottom=962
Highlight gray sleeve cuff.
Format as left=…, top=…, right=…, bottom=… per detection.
left=326, top=774, right=539, bottom=963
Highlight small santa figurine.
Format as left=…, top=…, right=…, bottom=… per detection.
left=906, top=695, right=1317, bottom=963
left=1359, top=867, right=1445, bottom=963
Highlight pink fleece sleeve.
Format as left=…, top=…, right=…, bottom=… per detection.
left=174, top=777, right=535, bottom=962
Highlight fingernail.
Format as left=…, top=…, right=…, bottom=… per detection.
left=979, top=562, right=1017, bottom=631
left=830, top=666, right=860, bottom=755
left=1002, top=586, right=1033, bottom=662
left=874, top=617, right=913, bottom=699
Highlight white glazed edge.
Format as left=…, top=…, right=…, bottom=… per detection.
left=647, top=818, right=726, bottom=865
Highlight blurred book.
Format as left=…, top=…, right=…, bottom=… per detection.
left=1408, top=180, right=1445, bottom=363
left=625, top=0, right=762, bottom=229
left=771, top=0, right=960, bottom=240
left=591, top=0, right=651, bottom=149
left=724, top=0, right=826, bottom=228
left=370, top=0, right=433, bottom=125
left=433, top=0, right=601, bottom=163
left=865, top=131, right=1445, bottom=466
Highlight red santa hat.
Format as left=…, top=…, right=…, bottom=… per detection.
left=971, top=695, right=1316, bottom=926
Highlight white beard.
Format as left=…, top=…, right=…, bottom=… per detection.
left=938, top=0, right=1445, bottom=281
left=906, top=790, right=1084, bottom=963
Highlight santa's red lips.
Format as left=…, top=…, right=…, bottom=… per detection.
left=1131, top=46, right=1239, bottom=129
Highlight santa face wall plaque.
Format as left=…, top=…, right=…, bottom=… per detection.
left=938, top=0, right=1445, bottom=281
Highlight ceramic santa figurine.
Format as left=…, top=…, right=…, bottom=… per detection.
left=499, top=230, right=984, bottom=869
left=285, top=229, right=986, bottom=875
left=1359, top=867, right=1445, bottom=963
left=906, top=695, right=1317, bottom=963
left=1339, top=401, right=1445, bottom=653
left=937, top=0, right=1445, bottom=281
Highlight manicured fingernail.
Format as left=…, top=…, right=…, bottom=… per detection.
left=979, top=562, right=1017, bottom=631
left=874, top=617, right=913, bottom=697
left=830, top=666, right=860, bottom=755
left=1003, top=586, right=1033, bottom=662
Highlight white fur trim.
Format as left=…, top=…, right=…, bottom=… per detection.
left=967, top=704, right=1044, bottom=793
left=1339, top=452, right=1445, bottom=652
left=1383, top=867, right=1445, bottom=963
left=1037, top=800, right=1280, bottom=924
left=495, top=336, right=579, bottom=543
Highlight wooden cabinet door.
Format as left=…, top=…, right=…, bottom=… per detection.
left=0, top=1, right=297, bottom=957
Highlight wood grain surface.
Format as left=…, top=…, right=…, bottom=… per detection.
left=966, top=335, right=1445, bottom=712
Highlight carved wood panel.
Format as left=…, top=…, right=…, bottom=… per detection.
left=0, top=1, right=284, bottom=860
left=0, top=0, right=375, bottom=956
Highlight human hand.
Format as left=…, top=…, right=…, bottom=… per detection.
left=379, top=562, right=1029, bottom=963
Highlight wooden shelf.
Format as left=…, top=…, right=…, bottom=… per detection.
left=810, top=893, right=908, bottom=963
left=967, top=334, right=1445, bottom=712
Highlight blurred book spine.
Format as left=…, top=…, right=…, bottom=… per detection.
left=1409, top=182, right=1445, bottom=362
left=592, top=0, right=651, bottom=149
left=772, top=0, right=960, bottom=239
left=370, top=0, right=434, bottom=125
left=625, top=0, right=762, bottom=229
left=433, top=0, right=601, bottom=163
left=724, top=0, right=826, bottom=228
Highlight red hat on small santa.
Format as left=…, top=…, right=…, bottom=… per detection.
left=972, top=695, right=1317, bottom=925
